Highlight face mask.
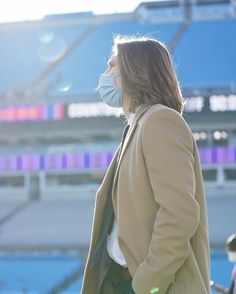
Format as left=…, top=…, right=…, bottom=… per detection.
left=98, top=73, right=124, bottom=108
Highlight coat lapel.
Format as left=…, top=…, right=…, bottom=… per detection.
left=98, top=145, right=121, bottom=197
left=112, top=104, right=151, bottom=208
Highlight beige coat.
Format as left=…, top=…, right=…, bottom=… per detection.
left=81, top=103, right=211, bottom=294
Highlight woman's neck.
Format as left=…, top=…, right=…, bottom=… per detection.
left=122, top=94, right=131, bottom=120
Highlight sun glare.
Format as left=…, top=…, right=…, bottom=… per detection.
left=0, top=0, right=146, bottom=23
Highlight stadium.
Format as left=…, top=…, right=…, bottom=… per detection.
left=0, top=0, right=235, bottom=293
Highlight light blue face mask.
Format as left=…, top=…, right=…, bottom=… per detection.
left=98, top=73, right=124, bottom=108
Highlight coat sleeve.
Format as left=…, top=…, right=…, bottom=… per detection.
left=132, top=109, right=200, bottom=294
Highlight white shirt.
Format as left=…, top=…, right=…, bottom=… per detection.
left=107, top=106, right=141, bottom=267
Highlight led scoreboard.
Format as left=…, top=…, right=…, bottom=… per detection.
left=0, top=103, right=64, bottom=122
left=0, top=94, right=235, bottom=123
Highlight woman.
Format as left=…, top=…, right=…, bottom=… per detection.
left=81, top=36, right=210, bottom=294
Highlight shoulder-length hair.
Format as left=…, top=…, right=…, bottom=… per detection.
left=113, top=35, right=185, bottom=114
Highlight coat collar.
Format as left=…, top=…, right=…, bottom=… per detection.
left=112, top=103, right=152, bottom=204
left=119, top=103, right=151, bottom=165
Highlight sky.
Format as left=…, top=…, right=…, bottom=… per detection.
left=0, top=0, right=157, bottom=23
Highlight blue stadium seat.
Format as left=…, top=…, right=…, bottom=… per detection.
left=0, top=253, right=82, bottom=293
left=173, top=18, right=236, bottom=89
left=0, top=23, right=89, bottom=91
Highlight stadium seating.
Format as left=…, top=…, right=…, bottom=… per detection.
left=0, top=252, right=82, bottom=293
left=173, top=18, right=236, bottom=89
left=1, top=17, right=235, bottom=97
left=0, top=23, right=89, bottom=92
left=51, top=20, right=181, bottom=94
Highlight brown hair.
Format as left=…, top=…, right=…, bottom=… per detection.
left=113, top=35, right=185, bottom=114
